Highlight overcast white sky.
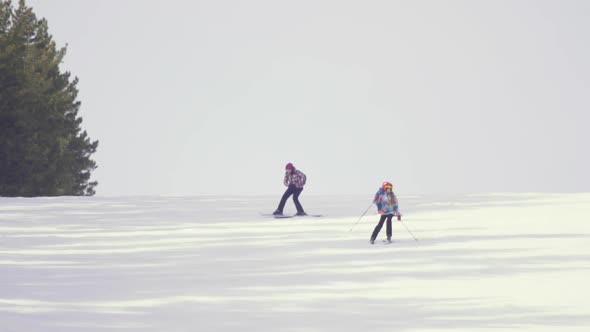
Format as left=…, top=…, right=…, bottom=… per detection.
left=25, top=0, right=590, bottom=196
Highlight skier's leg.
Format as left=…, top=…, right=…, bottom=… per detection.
left=386, top=215, right=393, bottom=241
left=371, top=215, right=387, bottom=242
left=292, top=188, right=305, bottom=214
left=275, top=187, right=295, bottom=214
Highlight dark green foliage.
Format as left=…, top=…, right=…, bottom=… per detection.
left=0, top=0, right=98, bottom=196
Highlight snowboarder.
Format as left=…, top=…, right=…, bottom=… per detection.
left=370, top=181, right=401, bottom=244
left=273, top=163, right=307, bottom=216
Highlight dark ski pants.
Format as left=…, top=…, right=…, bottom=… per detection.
left=371, top=214, right=393, bottom=241
left=277, top=186, right=304, bottom=213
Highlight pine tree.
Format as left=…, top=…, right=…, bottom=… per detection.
left=0, top=0, right=98, bottom=196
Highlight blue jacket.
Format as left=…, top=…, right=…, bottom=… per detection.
left=373, top=188, right=399, bottom=215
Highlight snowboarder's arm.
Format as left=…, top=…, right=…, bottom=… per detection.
left=283, top=173, right=290, bottom=186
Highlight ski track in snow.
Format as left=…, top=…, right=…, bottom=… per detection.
left=1, top=194, right=590, bottom=331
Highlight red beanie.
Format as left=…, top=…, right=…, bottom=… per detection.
left=285, top=163, right=294, bottom=170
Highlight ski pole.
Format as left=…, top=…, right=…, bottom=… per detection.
left=399, top=219, right=418, bottom=241
left=349, top=202, right=373, bottom=232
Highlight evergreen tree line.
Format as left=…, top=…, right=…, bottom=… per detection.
left=0, top=0, right=98, bottom=196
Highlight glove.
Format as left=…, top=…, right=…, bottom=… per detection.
left=397, top=214, right=401, bottom=221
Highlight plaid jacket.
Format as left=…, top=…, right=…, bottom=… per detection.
left=284, top=169, right=306, bottom=189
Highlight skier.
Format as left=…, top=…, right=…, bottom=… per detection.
left=273, top=163, right=307, bottom=216
left=370, top=181, right=401, bottom=244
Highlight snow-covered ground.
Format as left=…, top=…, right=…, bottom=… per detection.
left=1, top=193, right=590, bottom=331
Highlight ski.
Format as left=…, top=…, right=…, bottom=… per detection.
left=259, top=213, right=322, bottom=219
left=370, top=240, right=393, bottom=245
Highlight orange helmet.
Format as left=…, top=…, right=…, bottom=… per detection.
left=381, top=181, right=393, bottom=190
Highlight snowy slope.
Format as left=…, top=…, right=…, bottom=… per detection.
left=1, top=194, right=590, bottom=331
